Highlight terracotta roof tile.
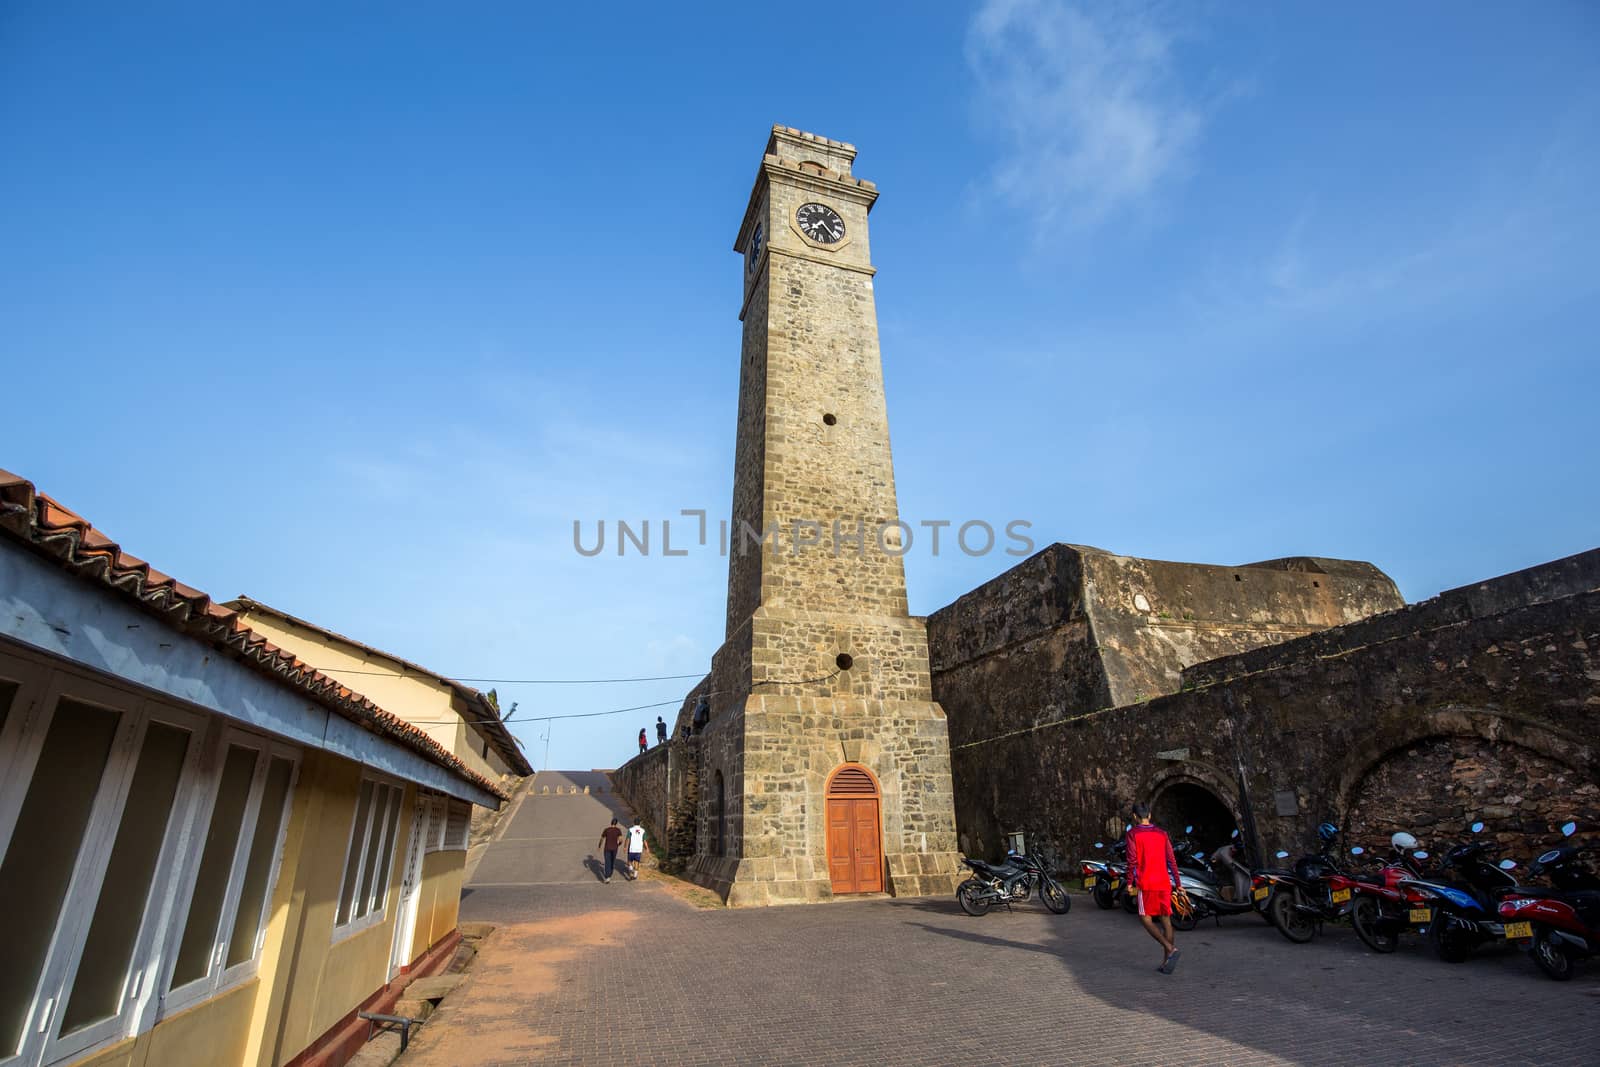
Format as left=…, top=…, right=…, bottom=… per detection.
left=0, top=468, right=508, bottom=802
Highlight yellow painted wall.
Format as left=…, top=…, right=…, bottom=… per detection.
left=142, top=980, right=256, bottom=1066
left=69, top=1038, right=134, bottom=1067
left=409, top=850, right=466, bottom=963
left=259, top=755, right=415, bottom=1065
left=238, top=612, right=508, bottom=785
left=66, top=748, right=465, bottom=1067
left=73, top=981, right=255, bottom=1067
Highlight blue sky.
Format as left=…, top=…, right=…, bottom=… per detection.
left=4, top=2, right=1597, bottom=772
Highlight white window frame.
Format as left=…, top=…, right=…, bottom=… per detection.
left=422, top=793, right=447, bottom=854
left=38, top=695, right=213, bottom=1066
left=157, top=728, right=301, bottom=1019
left=331, top=775, right=407, bottom=941
left=443, top=801, right=471, bottom=852
left=0, top=646, right=298, bottom=1067
left=0, top=666, right=144, bottom=1067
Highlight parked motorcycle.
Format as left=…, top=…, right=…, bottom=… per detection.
left=1173, top=825, right=1216, bottom=879
left=1080, top=845, right=1113, bottom=908
left=1497, top=821, right=1599, bottom=980
left=958, top=848, right=1072, bottom=916
left=1398, top=821, right=1520, bottom=962
left=1343, top=832, right=1434, bottom=954
left=1174, top=839, right=1273, bottom=930
left=1085, top=838, right=1135, bottom=912
left=1257, top=821, right=1354, bottom=944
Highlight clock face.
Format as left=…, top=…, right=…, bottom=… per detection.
left=747, top=222, right=763, bottom=273
left=796, top=202, right=845, bottom=244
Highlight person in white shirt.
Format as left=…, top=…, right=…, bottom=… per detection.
left=624, top=822, right=647, bottom=879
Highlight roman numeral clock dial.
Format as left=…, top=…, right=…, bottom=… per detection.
left=796, top=202, right=845, bottom=244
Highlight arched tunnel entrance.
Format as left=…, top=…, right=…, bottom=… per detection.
left=1151, top=782, right=1238, bottom=856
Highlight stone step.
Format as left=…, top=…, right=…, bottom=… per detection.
left=404, top=973, right=464, bottom=1002
left=390, top=998, right=434, bottom=1022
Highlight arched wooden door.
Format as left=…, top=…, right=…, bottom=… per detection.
left=825, top=764, right=882, bottom=894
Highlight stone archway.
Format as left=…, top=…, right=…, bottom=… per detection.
left=1143, top=761, right=1245, bottom=858
left=1338, top=708, right=1598, bottom=859
left=1151, top=782, right=1239, bottom=857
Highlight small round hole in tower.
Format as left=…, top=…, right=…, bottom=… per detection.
left=823, top=413, right=837, bottom=426
left=835, top=653, right=854, bottom=671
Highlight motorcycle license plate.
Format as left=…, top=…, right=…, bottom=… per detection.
left=1253, top=886, right=1270, bottom=902
left=1504, top=921, right=1532, bottom=939
left=1084, top=877, right=1096, bottom=888
left=1331, top=888, right=1351, bottom=904
left=1408, top=908, right=1432, bottom=924
left=1109, top=880, right=1121, bottom=889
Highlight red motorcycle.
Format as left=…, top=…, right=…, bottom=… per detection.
left=1342, top=832, right=1437, bottom=954
left=1497, top=823, right=1599, bottom=980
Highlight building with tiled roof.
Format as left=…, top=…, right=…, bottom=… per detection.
left=226, top=596, right=533, bottom=784
left=0, top=468, right=497, bottom=1067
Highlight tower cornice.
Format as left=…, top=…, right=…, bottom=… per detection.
left=733, top=154, right=879, bottom=253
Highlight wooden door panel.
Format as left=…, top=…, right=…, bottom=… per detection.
left=826, top=798, right=855, bottom=892
left=852, top=798, right=882, bottom=892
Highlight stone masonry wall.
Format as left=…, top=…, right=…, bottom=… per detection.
left=929, top=543, right=1404, bottom=726
left=725, top=258, right=769, bottom=638
left=610, top=742, right=668, bottom=846
left=1345, top=735, right=1593, bottom=862
left=612, top=737, right=701, bottom=871
left=947, top=581, right=1599, bottom=871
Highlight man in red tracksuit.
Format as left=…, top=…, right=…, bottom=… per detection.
left=1125, top=802, right=1183, bottom=974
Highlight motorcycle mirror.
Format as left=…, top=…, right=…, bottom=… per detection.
left=1125, top=824, right=1132, bottom=832
left=1185, top=825, right=1193, bottom=833
left=1094, top=841, right=1104, bottom=849
left=1275, top=850, right=1289, bottom=859
left=1413, top=850, right=1429, bottom=860
left=1470, top=821, right=1484, bottom=833
left=1231, top=829, right=1239, bottom=839
left=1562, top=821, right=1577, bottom=837
left=1498, top=859, right=1517, bottom=870
left=1350, top=846, right=1365, bottom=855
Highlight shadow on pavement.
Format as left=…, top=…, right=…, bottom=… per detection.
left=582, top=854, right=607, bottom=882
left=904, top=920, right=1066, bottom=958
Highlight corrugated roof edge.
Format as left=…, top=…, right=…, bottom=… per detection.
left=0, top=469, right=510, bottom=802
left=224, top=596, right=533, bottom=777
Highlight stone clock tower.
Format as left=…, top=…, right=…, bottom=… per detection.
left=676, top=126, right=962, bottom=905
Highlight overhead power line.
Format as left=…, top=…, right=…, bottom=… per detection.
left=306, top=668, right=706, bottom=685
left=404, top=669, right=846, bottom=727
left=407, top=698, right=684, bottom=727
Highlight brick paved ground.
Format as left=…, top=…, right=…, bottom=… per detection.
left=401, top=773, right=1599, bottom=1067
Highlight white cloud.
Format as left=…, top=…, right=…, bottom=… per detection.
left=967, top=0, right=1203, bottom=233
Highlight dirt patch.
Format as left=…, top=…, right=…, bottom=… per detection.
left=637, top=867, right=725, bottom=910
left=398, top=909, right=639, bottom=1065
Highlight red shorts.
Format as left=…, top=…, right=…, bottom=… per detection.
left=1137, top=885, right=1172, bottom=917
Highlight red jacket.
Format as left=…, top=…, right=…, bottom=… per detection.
left=1126, top=824, right=1180, bottom=890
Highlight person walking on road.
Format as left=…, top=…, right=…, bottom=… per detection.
left=637, top=727, right=648, bottom=754
left=1126, top=802, right=1183, bottom=974
left=598, top=817, right=624, bottom=883
left=655, top=716, right=667, bottom=746
left=623, top=820, right=648, bottom=880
